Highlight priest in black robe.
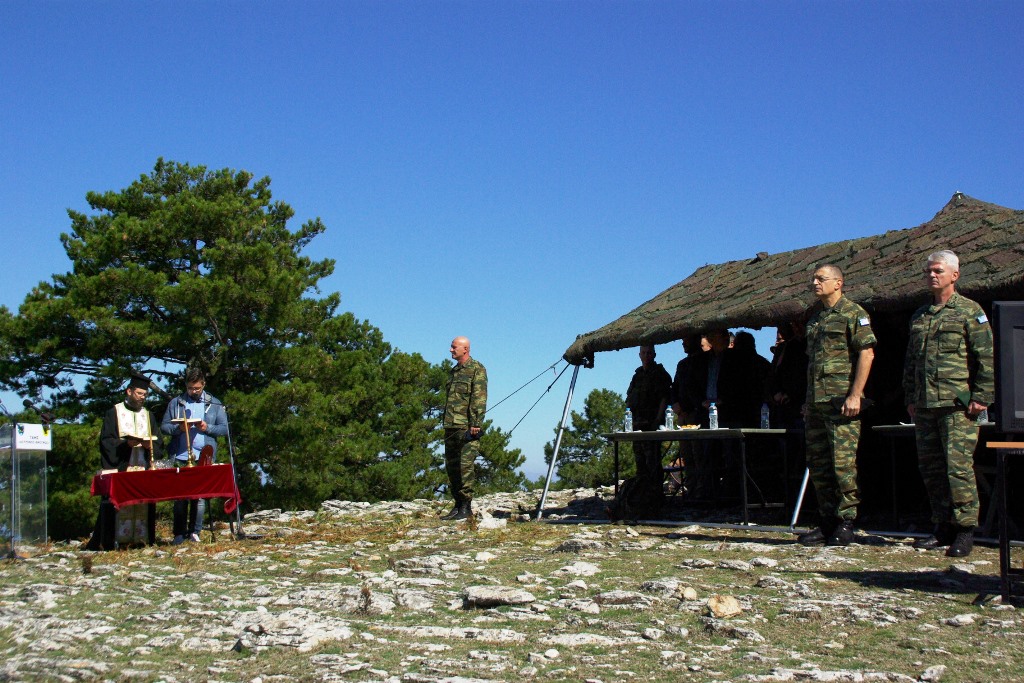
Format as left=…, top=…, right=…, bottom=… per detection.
left=85, top=372, right=162, bottom=550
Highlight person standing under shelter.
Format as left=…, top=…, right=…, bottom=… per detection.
left=799, top=264, right=876, bottom=547
left=682, top=328, right=744, bottom=499
left=441, top=336, right=487, bottom=521
left=903, top=250, right=993, bottom=558
left=618, top=344, right=672, bottom=517
left=768, top=321, right=808, bottom=429
left=670, top=335, right=703, bottom=493
left=85, top=371, right=162, bottom=551
left=160, top=368, right=228, bottom=544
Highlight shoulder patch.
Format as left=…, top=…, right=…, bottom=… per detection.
left=977, top=313, right=988, bottom=324
left=859, top=317, right=870, bottom=327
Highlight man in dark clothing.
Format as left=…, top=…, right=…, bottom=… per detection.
left=768, top=322, right=808, bottom=429
left=670, top=335, right=704, bottom=493
left=616, top=345, right=672, bottom=517
left=681, top=329, right=750, bottom=499
left=85, top=372, right=162, bottom=550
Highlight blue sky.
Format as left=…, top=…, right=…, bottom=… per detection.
left=2, top=1, right=1022, bottom=480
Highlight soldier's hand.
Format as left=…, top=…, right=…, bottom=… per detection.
left=469, top=426, right=481, bottom=437
left=906, top=403, right=916, bottom=421
left=966, top=400, right=986, bottom=418
left=842, top=395, right=861, bottom=418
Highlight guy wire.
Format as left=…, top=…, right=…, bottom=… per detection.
left=504, top=361, right=570, bottom=437
left=485, top=358, right=566, bottom=415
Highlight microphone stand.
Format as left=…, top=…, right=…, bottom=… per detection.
left=211, top=399, right=248, bottom=540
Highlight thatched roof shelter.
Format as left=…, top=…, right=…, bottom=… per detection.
left=564, top=193, right=1024, bottom=365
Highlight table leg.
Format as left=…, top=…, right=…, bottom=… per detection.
left=999, top=449, right=1010, bottom=600
left=889, top=436, right=900, bottom=528
left=614, top=441, right=619, bottom=497
left=741, top=439, right=749, bottom=526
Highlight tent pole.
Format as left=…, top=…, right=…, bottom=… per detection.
left=790, top=466, right=810, bottom=530
left=535, top=363, right=580, bottom=521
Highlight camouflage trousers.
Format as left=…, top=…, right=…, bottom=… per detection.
left=805, top=402, right=861, bottom=522
left=630, top=440, right=666, bottom=508
left=913, top=407, right=979, bottom=528
left=444, top=428, right=478, bottom=504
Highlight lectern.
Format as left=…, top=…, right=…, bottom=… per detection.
left=1, top=423, right=51, bottom=558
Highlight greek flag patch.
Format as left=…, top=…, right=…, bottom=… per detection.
left=859, top=317, right=870, bottom=327
left=978, top=313, right=988, bottom=324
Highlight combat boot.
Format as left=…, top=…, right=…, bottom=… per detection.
left=440, top=500, right=463, bottom=520
left=452, top=500, right=473, bottom=521
left=827, top=520, right=856, bottom=546
left=913, top=523, right=954, bottom=550
left=797, top=518, right=835, bottom=546
left=946, top=526, right=975, bottom=558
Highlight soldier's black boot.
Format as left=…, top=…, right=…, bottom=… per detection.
left=452, top=500, right=473, bottom=521
left=827, top=520, right=856, bottom=546
left=946, top=526, right=975, bottom=558
left=797, top=518, right=835, bottom=546
left=440, top=500, right=463, bottom=520
left=913, top=523, right=954, bottom=550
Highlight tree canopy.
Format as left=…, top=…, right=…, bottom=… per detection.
left=0, top=159, right=526, bottom=530
left=543, top=388, right=630, bottom=489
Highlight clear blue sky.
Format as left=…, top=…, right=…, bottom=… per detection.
left=2, top=1, right=1022, bottom=480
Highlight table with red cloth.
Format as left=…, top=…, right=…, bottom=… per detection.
left=91, top=463, right=242, bottom=514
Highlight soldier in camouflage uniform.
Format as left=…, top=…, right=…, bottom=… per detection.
left=903, top=250, right=994, bottom=558
left=442, top=336, right=488, bottom=521
left=799, top=264, right=876, bottom=546
left=618, top=345, right=672, bottom=517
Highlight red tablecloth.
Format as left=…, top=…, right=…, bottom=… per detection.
left=91, top=463, right=241, bottom=514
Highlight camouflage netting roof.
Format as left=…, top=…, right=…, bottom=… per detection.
left=564, top=193, right=1024, bottom=365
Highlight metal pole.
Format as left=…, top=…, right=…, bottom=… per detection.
left=790, top=466, right=810, bottom=530
left=535, top=364, right=580, bottom=521
left=220, top=405, right=246, bottom=538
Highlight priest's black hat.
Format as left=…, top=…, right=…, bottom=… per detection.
left=127, top=371, right=151, bottom=391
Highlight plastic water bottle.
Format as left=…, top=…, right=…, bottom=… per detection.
left=709, top=402, right=719, bottom=430
left=760, top=402, right=771, bottom=429
left=977, top=407, right=989, bottom=424
left=665, top=407, right=675, bottom=430
left=623, top=408, right=633, bottom=432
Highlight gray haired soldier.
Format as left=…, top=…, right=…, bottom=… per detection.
left=441, top=336, right=487, bottom=521
left=903, top=250, right=994, bottom=558
left=799, top=264, right=876, bottom=547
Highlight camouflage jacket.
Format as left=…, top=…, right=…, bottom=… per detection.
left=902, top=291, right=994, bottom=409
left=805, top=295, right=877, bottom=404
left=444, top=358, right=488, bottom=428
left=626, top=362, right=672, bottom=428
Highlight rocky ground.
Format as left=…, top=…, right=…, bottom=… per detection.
left=2, top=487, right=1023, bottom=682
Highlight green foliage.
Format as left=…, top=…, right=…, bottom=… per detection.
left=0, top=159, right=525, bottom=528
left=543, top=388, right=632, bottom=489
left=473, top=422, right=529, bottom=495
left=47, top=489, right=95, bottom=541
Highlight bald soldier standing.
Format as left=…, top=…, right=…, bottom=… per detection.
left=799, top=264, right=876, bottom=547
left=904, top=250, right=994, bottom=558
left=441, top=336, right=487, bottom=521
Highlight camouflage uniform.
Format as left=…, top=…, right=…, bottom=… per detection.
left=804, top=295, right=876, bottom=523
left=443, top=358, right=487, bottom=505
left=623, top=362, right=672, bottom=513
left=903, top=292, right=994, bottom=528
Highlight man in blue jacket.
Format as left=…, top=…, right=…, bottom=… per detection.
left=160, top=368, right=228, bottom=544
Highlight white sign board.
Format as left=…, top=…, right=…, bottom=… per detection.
left=14, top=423, right=52, bottom=451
